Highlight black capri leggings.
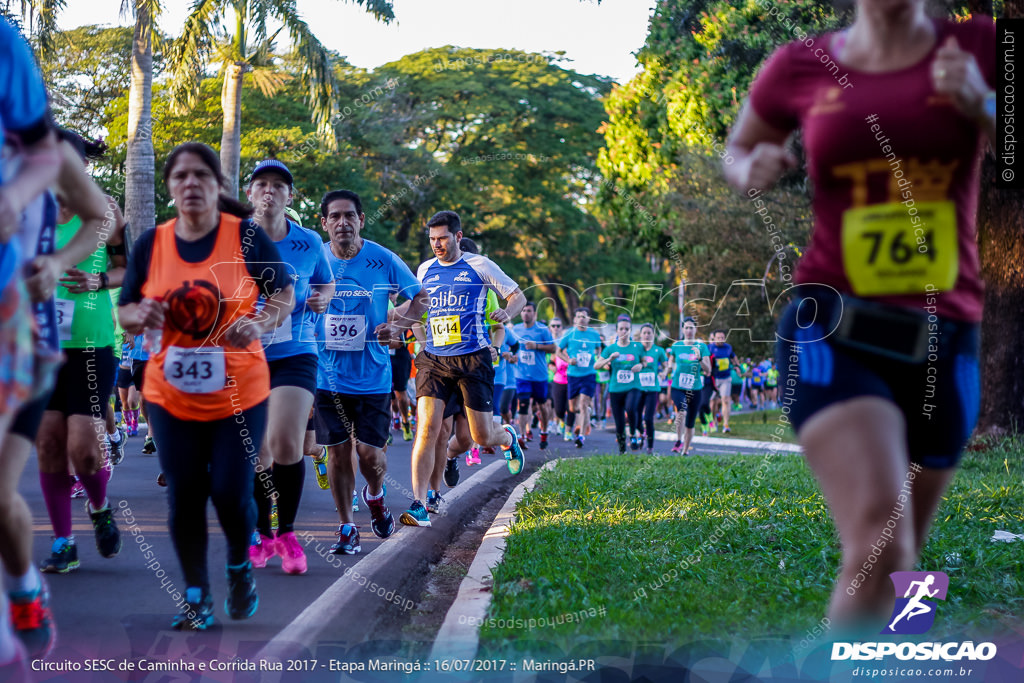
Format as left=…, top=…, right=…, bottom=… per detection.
left=671, top=388, right=700, bottom=429
left=550, top=382, right=568, bottom=423
left=609, top=389, right=641, bottom=438
left=148, top=400, right=268, bottom=595
left=638, top=391, right=659, bottom=447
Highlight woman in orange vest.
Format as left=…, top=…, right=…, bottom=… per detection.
left=118, top=143, right=294, bottom=630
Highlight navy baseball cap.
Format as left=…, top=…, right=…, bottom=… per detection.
left=249, top=159, right=294, bottom=185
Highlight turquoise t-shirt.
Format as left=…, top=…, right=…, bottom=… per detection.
left=669, top=340, right=710, bottom=392
left=557, top=327, right=602, bottom=378
left=600, top=341, right=644, bottom=393
left=636, top=344, right=667, bottom=393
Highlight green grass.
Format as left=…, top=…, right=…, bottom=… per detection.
left=480, top=439, right=1024, bottom=654
left=659, top=408, right=800, bottom=444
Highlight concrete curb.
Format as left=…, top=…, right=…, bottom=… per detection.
left=256, top=459, right=505, bottom=662
left=653, top=429, right=802, bottom=453
left=429, top=459, right=559, bottom=662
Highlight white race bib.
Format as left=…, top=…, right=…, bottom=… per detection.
left=576, top=351, right=592, bottom=368
left=260, top=319, right=293, bottom=346
left=677, top=373, right=696, bottom=390
left=325, top=314, right=367, bottom=351
left=616, top=370, right=634, bottom=384
left=520, top=350, right=536, bottom=365
left=55, top=299, right=74, bottom=341
left=639, top=372, right=656, bottom=388
left=164, top=347, right=226, bottom=394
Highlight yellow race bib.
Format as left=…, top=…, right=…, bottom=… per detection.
left=429, top=315, right=462, bottom=347
left=841, top=201, right=958, bottom=296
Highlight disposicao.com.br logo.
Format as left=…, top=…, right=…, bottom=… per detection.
left=831, top=571, right=998, bottom=663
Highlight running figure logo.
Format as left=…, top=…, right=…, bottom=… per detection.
left=883, top=571, right=949, bottom=635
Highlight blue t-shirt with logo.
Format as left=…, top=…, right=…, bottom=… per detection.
left=261, top=221, right=333, bottom=361
left=416, top=253, right=518, bottom=357
left=512, top=322, right=554, bottom=382
left=710, top=342, right=736, bottom=380
left=557, top=327, right=602, bottom=378
left=317, top=239, right=420, bottom=394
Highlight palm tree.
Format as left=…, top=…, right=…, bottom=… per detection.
left=122, top=0, right=161, bottom=246
left=167, top=0, right=394, bottom=198
left=3, top=0, right=63, bottom=55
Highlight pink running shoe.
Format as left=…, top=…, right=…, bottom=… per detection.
left=248, top=533, right=276, bottom=569
left=275, top=532, right=308, bottom=575
left=466, top=447, right=481, bottom=466
left=671, top=442, right=683, bottom=454
left=70, top=479, right=85, bottom=499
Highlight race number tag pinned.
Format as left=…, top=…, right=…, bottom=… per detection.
left=164, top=347, right=226, bottom=394
left=576, top=351, right=592, bottom=368
left=55, top=299, right=74, bottom=341
left=677, top=373, right=696, bottom=390
left=841, top=200, right=958, bottom=296
left=639, top=372, right=656, bottom=388
left=429, top=315, right=462, bottom=347
left=520, top=350, right=536, bottom=365
left=260, top=319, right=293, bottom=346
left=325, top=314, right=367, bottom=351
left=616, top=370, right=634, bottom=384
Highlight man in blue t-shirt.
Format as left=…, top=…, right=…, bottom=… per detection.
left=402, top=211, right=527, bottom=528
left=512, top=302, right=556, bottom=450
left=554, top=307, right=602, bottom=448
left=708, top=329, right=739, bottom=433
left=314, top=190, right=427, bottom=555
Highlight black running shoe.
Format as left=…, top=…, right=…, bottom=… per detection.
left=630, top=435, right=640, bottom=451
left=89, top=504, right=122, bottom=558
left=39, top=538, right=79, bottom=574
left=172, top=587, right=214, bottom=631
left=331, top=524, right=361, bottom=555
left=142, top=436, right=157, bottom=454
left=443, top=456, right=460, bottom=487
left=225, top=563, right=258, bottom=620
left=108, top=426, right=127, bottom=465
left=362, top=485, right=395, bottom=539
left=616, top=434, right=627, bottom=454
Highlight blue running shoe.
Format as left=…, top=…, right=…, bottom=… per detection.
left=399, top=500, right=431, bottom=527
left=225, top=563, right=258, bottom=620
left=501, top=424, right=525, bottom=475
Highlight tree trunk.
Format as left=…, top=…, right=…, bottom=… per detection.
left=976, top=1, right=1024, bottom=436
left=220, top=62, right=247, bottom=199
left=124, top=3, right=155, bottom=247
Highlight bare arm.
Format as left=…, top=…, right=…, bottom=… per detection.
left=723, top=101, right=796, bottom=195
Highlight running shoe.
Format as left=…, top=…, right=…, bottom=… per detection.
left=39, top=538, right=78, bottom=574
left=362, top=485, right=395, bottom=539
left=9, top=575, right=56, bottom=659
left=630, top=435, right=640, bottom=451
left=466, top=447, right=481, bottom=466
left=312, top=447, right=330, bottom=490
left=156, top=472, right=167, bottom=487
left=88, top=504, right=122, bottom=558
left=274, top=532, right=308, bottom=575
left=172, top=587, right=214, bottom=631
left=351, top=490, right=359, bottom=512
left=401, top=421, right=413, bottom=441
left=646, top=447, right=654, bottom=455
left=108, top=426, right=127, bottom=466
left=70, top=478, right=85, bottom=499
left=501, top=424, right=525, bottom=475
left=723, top=427, right=731, bottom=434
left=426, top=490, right=444, bottom=514
left=539, top=432, right=548, bottom=450
left=443, top=456, right=460, bottom=487
left=400, top=500, right=431, bottom=527
left=225, top=562, right=258, bottom=620
left=142, top=436, right=157, bottom=454
left=575, top=434, right=584, bottom=449
left=526, top=428, right=534, bottom=442
left=563, top=426, right=572, bottom=441
left=671, top=441, right=683, bottom=454
left=331, top=524, right=361, bottom=555
left=616, top=434, right=627, bottom=454
left=393, top=416, right=401, bottom=430
left=248, top=532, right=276, bottom=569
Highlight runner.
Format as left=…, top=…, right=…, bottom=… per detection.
left=555, top=307, right=602, bottom=449
left=594, top=315, right=643, bottom=454
left=548, top=317, right=568, bottom=438
left=725, top=4, right=993, bottom=625
left=402, top=211, right=526, bottom=527
left=1, top=119, right=110, bottom=661
left=764, top=359, right=779, bottom=409
left=118, top=142, right=295, bottom=629
left=635, top=323, right=668, bottom=454
left=314, top=189, right=426, bottom=554
left=708, top=330, right=739, bottom=433
left=512, top=302, right=555, bottom=451
left=35, top=132, right=128, bottom=578
left=667, top=317, right=711, bottom=455
left=242, top=160, right=333, bottom=575
left=115, top=333, right=148, bottom=439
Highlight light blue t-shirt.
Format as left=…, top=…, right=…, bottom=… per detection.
left=495, top=326, right=518, bottom=387
left=557, top=327, right=602, bottom=378
left=261, top=221, right=333, bottom=361
left=128, top=333, right=149, bottom=361
left=512, top=322, right=554, bottom=382
left=317, top=239, right=421, bottom=394
left=416, top=253, right=518, bottom=357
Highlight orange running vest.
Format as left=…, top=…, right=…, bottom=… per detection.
left=142, top=214, right=270, bottom=420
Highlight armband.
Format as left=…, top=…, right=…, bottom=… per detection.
left=106, top=242, right=126, bottom=256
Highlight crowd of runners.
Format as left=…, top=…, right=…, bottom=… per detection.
left=0, top=0, right=998, bottom=671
